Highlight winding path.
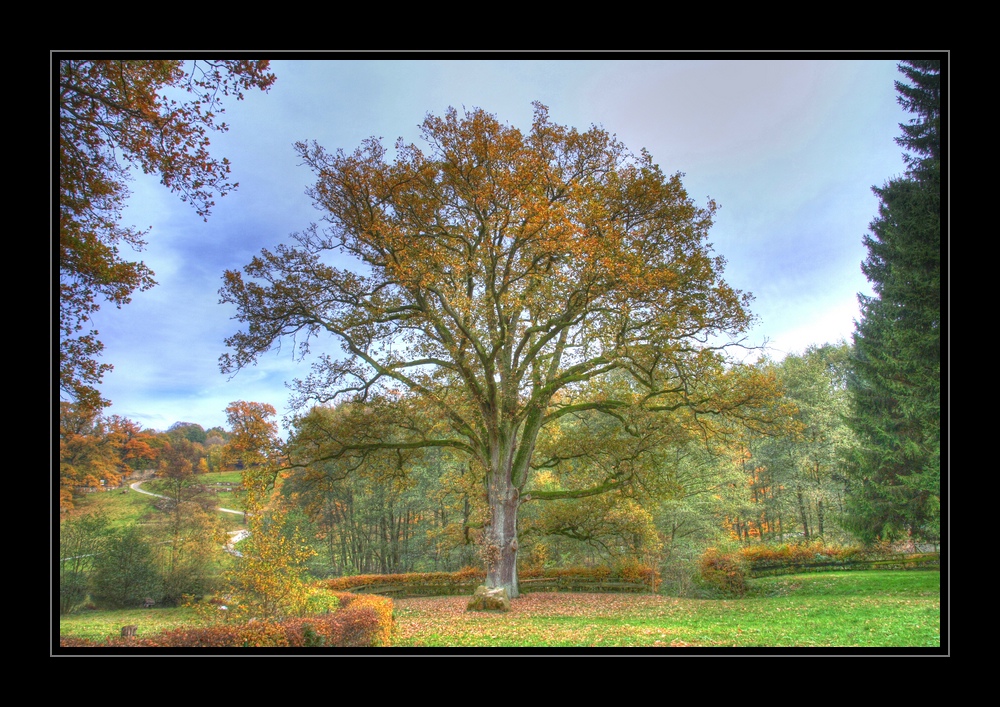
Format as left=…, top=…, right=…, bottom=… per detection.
left=130, top=480, right=248, bottom=555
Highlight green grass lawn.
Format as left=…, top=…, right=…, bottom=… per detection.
left=59, top=606, right=206, bottom=642
left=68, top=487, right=164, bottom=527
left=59, top=570, right=941, bottom=649
left=391, top=570, right=940, bottom=648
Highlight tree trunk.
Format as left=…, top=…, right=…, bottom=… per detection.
left=796, top=486, right=810, bottom=540
left=484, top=477, right=520, bottom=598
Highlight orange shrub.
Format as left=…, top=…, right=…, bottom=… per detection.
left=738, top=541, right=867, bottom=571
left=698, top=547, right=747, bottom=596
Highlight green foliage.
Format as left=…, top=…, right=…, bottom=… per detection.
left=751, top=343, right=856, bottom=542
left=59, top=511, right=112, bottom=614
left=59, top=467, right=248, bottom=616
left=845, top=59, right=941, bottom=545
left=168, top=422, right=208, bottom=445
left=90, top=523, right=161, bottom=608
left=220, top=402, right=316, bottom=621
left=520, top=491, right=662, bottom=567
left=155, top=503, right=226, bottom=605
left=304, top=589, right=341, bottom=615
left=282, top=420, right=469, bottom=576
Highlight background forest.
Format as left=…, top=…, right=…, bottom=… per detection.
left=59, top=339, right=937, bottom=612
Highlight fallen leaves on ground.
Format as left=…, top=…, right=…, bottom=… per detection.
left=392, top=592, right=696, bottom=647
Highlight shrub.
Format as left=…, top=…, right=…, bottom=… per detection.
left=90, top=524, right=161, bottom=608
left=304, top=589, right=340, bottom=615
left=698, top=547, right=747, bottom=597
left=324, top=567, right=485, bottom=593
left=59, top=510, right=111, bottom=615
left=612, top=557, right=657, bottom=589
left=333, top=594, right=394, bottom=646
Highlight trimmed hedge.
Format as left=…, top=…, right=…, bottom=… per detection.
left=325, top=566, right=484, bottom=594
left=323, top=564, right=660, bottom=597
left=697, top=542, right=941, bottom=586
left=739, top=541, right=866, bottom=571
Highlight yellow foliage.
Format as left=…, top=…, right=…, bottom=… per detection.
left=220, top=402, right=316, bottom=621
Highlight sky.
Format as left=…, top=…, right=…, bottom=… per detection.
left=67, top=56, right=916, bottom=433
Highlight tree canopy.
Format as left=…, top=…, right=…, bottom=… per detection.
left=846, top=60, right=942, bottom=544
left=59, top=59, right=276, bottom=411
left=221, top=103, right=783, bottom=596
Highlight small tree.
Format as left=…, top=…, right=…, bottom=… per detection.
left=90, top=524, right=161, bottom=608
left=59, top=402, right=119, bottom=510
left=224, top=508, right=315, bottom=621
left=221, top=402, right=315, bottom=621
left=154, top=494, right=226, bottom=605
left=59, top=511, right=111, bottom=614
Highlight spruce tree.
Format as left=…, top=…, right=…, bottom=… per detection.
left=844, top=59, right=942, bottom=545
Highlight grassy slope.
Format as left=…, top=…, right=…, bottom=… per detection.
left=61, top=470, right=247, bottom=528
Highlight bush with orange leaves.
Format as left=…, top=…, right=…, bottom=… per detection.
left=738, top=541, right=868, bottom=575
left=698, top=547, right=748, bottom=597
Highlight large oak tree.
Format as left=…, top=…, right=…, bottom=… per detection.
left=221, top=104, right=780, bottom=596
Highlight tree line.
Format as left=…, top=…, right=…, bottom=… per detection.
left=60, top=339, right=887, bottom=610
left=59, top=405, right=233, bottom=510
left=59, top=413, right=242, bottom=613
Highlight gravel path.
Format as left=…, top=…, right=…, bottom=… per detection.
left=130, top=480, right=248, bottom=554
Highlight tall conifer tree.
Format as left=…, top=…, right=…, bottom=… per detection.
left=844, top=60, right=942, bottom=544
